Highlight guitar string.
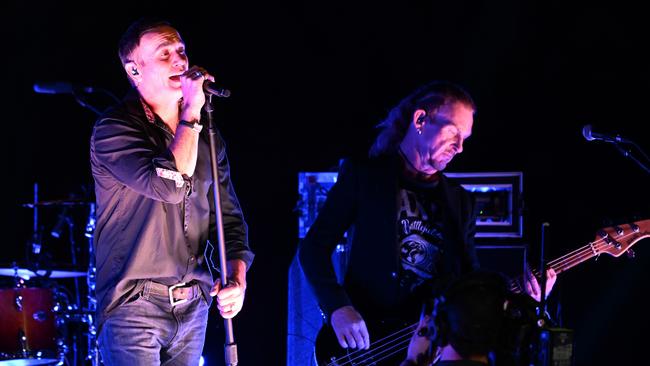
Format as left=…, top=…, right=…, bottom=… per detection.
left=330, top=241, right=601, bottom=363
left=333, top=250, right=602, bottom=363
left=330, top=226, right=647, bottom=364
left=509, top=244, right=596, bottom=293
left=332, top=330, right=415, bottom=366
left=366, top=342, right=412, bottom=365
left=340, top=332, right=414, bottom=366
left=547, top=231, right=639, bottom=270
left=542, top=225, right=646, bottom=271
left=327, top=322, right=417, bottom=365
left=354, top=339, right=411, bottom=366
left=509, top=242, right=603, bottom=293
left=327, top=322, right=418, bottom=366
left=509, top=231, right=640, bottom=292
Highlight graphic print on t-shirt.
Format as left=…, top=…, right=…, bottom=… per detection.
left=398, top=188, right=444, bottom=291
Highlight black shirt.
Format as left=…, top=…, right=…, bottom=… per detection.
left=90, top=89, right=254, bottom=327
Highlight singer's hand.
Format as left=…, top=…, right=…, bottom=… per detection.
left=180, top=66, right=214, bottom=121
left=210, top=259, right=247, bottom=319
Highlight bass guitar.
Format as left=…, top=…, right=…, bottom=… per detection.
left=314, top=219, right=649, bottom=366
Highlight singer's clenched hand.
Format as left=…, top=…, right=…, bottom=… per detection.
left=210, top=259, right=247, bottom=319
left=180, top=65, right=214, bottom=121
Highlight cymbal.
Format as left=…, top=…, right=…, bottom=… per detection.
left=22, top=199, right=92, bottom=208
left=0, top=267, right=87, bottom=279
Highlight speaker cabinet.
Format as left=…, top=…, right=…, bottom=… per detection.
left=475, top=244, right=527, bottom=278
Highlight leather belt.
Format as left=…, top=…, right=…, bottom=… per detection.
left=146, top=280, right=200, bottom=306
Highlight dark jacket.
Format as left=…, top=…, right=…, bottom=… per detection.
left=90, top=89, right=254, bottom=328
left=298, top=154, right=479, bottom=320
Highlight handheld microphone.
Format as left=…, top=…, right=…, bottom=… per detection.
left=582, top=124, right=630, bottom=143
left=33, top=82, right=94, bottom=94
left=203, top=81, right=231, bottom=98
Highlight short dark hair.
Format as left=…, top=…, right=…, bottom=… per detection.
left=369, top=81, right=475, bottom=157
left=118, top=18, right=173, bottom=65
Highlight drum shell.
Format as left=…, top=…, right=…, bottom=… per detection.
left=0, top=287, right=57, bottom=355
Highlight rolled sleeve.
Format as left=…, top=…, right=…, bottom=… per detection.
left=91, top=117, right=187, bottom=204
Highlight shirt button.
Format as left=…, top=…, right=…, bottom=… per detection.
left=189, top=256, right=196, bottom=262
left=391, top=272, right=397, bottom=279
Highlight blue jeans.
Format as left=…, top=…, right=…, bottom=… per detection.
left=98, top=281, right=209, bottom=366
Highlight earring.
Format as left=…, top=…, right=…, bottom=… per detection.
left=417, top=115, right=426, bottom=135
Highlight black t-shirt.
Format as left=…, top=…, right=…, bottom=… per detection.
left=397, top=173, right=445, bottom=293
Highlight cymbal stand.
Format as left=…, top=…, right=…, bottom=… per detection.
left=30, top=183, right=42, bottom=258
left=66, top=214, right=81, bottom=313
left=84, top=203, right=99, bottom=366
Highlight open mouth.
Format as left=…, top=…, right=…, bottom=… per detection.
left=169, top=71, right=187, bottom=82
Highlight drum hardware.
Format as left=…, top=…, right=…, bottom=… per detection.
left=16, top=294, right=23, bottom=311
left=83, top=203, right=99, bottom=366
left=1, top=184, right=99, bottom=366
left=0, top=286, right=65, bottom=366
left=22, top=199, right=93, bottom=208
left=0, top=268, right=87, bottom=280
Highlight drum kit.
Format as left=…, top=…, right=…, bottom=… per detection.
left=1, top=184, right=99, bottom=366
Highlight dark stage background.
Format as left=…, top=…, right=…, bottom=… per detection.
left=8, top=1, right=649, bottom=365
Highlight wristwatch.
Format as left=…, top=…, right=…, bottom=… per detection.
left=179, top=119, right=203, bottom=133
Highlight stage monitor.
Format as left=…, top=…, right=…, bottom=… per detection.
left=446, top=171, right=523, bottom=238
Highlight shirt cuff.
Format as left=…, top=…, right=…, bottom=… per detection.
left=155, top=167, right=185, bottom=188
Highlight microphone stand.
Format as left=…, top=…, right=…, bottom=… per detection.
left=203, top=94, right=238, bottom=366
left=538, top=222, right=549, bottom=320
left=537, top=222, right=549, bottom=366
left=72, top=93, right=102, bottom=116
left=610, top=141, right=650, bottom=174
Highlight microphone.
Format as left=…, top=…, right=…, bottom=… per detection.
left=582, top=124, right=630, bottom=143
left=33, top=82, right=94, bottom=94
left=203, top=81, right=231, bottom=98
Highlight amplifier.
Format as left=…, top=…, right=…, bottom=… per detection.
left=475, top=244, right=527, bottom=278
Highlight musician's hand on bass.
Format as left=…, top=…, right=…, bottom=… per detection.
left=331, top=305, right=370, bottom=350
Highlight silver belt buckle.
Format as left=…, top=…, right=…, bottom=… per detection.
left=168, top=282, right=189, bottom=306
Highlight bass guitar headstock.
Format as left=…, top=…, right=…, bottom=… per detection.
left=592, top=219, right=650, bottom=257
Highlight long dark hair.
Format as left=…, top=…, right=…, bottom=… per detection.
left=369, top=81, right=475, bottom=157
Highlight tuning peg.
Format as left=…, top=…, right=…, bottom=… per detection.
left=615, top=226, right=624, bottom=236
left=598, top=230, right=608, bottom=239
left=630, top=223, right=640, bottom=233
left=626, top=249, right=636, bottom=258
